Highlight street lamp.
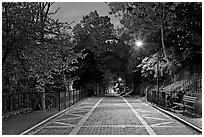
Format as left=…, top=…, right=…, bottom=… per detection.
left=135, top=41, right=160, bottom=103
left=135, top=41, right=143, bottom=47
left=118, top=78, right=122, bottom=93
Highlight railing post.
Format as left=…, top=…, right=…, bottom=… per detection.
left=76, top=90, right=77, bottom=102
left=78, top=90, right=79, bottom=101
left=82, top=89, right=83, bottom=98
left=67, top=91, right=69, bottom=107
left=56, top=91, right=60, bottom=111
left=64, top=90, right=66, bottom=109
left=75, top=90, right=77, bottom=103
left=76, top=90, right=78, bottom=102
left=164, top=92, right=166, bottom=108
left=79, top=89, right=80, bottom=100
left=73, top=90, right=74, bottom=104
left=69, top=90, right=70, bottom=106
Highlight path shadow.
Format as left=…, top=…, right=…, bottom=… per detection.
left=181, top=112, right=202, bottom=118
left=104, top=93, right=118, bottom=97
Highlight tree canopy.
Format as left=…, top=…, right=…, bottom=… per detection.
left=2, top=2, right=81, bottom=110
left=72, top=10, right=131, bottom=88
left=2, top=2, right=202, bottom=101
left=108, top=2, right=202, bottom=84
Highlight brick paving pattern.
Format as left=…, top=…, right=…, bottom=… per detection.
left=128, top=98, right=199, bottom=135
left=29, top=97, right=101, bottom=135
left=25, top=93, right=200, bottom=135
left=171, top=111, right=202, bottom=129
left=77, top=96, right=148, bottom=135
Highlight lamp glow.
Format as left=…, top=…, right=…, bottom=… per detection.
left=136, top=41, right=143, bottom=47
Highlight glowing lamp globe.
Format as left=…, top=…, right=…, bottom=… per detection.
left=136, top=41, right=143, bottom=47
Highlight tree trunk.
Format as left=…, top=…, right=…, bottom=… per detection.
left=62, top=71, right=69, bottom=92
left=132, top=83, right=134, bottom=92
left=41, top=92, right=46, bottom=110
left=156, top=52, right=159, bottom=93
left=38, top=77, right=46, bottom=110
left=160, top=27, right=166, bottom=58
left=96, top=83, right=99, bottom=95
left=160, top=3, right=170, bottom=63
left=2, top=47, right=12, bottom=65
left=7, top=76, right=13, bottom=111
left=62, top=71, right=69, bottom=107
left=3, top=4, right=11, bottom=65
left=38, top=2, right=52, bottom=111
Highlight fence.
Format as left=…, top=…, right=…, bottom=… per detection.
left=2, top=89, right=90, bottom=113
left=147, top=74, right=202, bottom=114
left=2, top=92, right=57, bottom=113
left=57, top=89, right=89, bottom=111
left=147, top=90, right=167, bottom=108
left=180, top=74, right=202, bottom=97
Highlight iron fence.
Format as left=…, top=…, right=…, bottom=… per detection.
left=2, top=89, right=91, bottom=113
left=2, top=92, right=57, bottom=112
left=57, top=89, right=89, bottom=111
left=147, top=74, right=202, bottom=115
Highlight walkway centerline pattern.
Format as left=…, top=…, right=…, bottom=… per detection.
left=22, top=93, right=199, bottom=135
left=121, top=96, right=156, bottom=135
left=69, top=97, right=104, bottom=135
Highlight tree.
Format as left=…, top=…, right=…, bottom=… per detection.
left=72, top=10, right=118, bottom=92
left=2, top=2, right=80, bottom=110
left=108, top=2, right=180, bottom=61
left=108, top=2, right=201, bottom=84
left=97, top=40, right=130, bottom=81
left=73, top=10, right=116, bottom=55
left=73, top=50, right=104, bottom=92
left=166, top=3, right=202, bottom=66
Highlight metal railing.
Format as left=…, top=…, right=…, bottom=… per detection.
left=57, top=89, right=89, bottom=111
left=2, top=92, right=58, bottom=112
left=147, top=73, right=202, bottom=114
left=2, top=89, right=91, bottom=113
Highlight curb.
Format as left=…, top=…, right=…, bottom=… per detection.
left=146, top=102, right=202, bottom=133
left=19, top=98, right=88, bottom=135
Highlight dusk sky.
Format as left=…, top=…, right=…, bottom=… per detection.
left=50, top=2, right=120, bottom=28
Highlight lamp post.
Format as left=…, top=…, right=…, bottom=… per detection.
left=118, top=78, right=122, bottom=93
left=156, top=49, right=159, bottom=104
left=135, top=41, right=159, bottom=103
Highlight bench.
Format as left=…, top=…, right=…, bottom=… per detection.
left=173, top=95, right=196, bottom=114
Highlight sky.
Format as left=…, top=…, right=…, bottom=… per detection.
left=50, top=2, right=120, bottom=28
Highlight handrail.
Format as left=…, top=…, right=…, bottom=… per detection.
left=179, top=73, right=201, bottom=96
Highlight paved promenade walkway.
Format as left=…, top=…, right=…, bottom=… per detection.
left=21, top=93, right=200, bottom=135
